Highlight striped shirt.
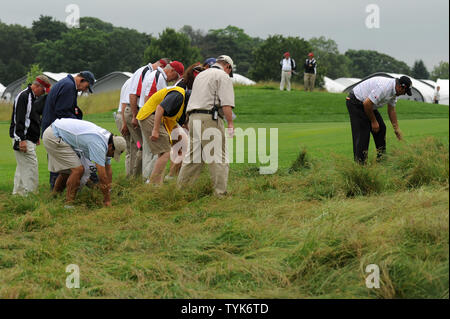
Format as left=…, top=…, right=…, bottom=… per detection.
left=353, top=77, right=397, bottom=109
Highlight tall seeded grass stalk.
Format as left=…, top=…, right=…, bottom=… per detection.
left=0, top=102, right=12, bottom=121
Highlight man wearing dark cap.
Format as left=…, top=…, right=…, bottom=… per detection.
left=41, top=70, right=96, bottom=188
left=346, top=75, right=412, bottom=164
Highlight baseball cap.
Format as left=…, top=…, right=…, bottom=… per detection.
left=399, top=76, right=412, bottom=96
left=79, top=71, right=96, bottom=93
left=35, top=75, right=52, bottom=93
left=159, top=59, right=169, bottom=68
left=170, top=61, right=185, bottom=78
left=112, top=136, right=127, bottom=162
left=308, top=52, right=314, bottom=57
left=203, top=57, right=216, bottom=67
left=216, top=55, right=234, bottom=77
left=284, top=52, right=290, bottom=57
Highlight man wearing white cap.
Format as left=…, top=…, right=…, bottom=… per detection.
left=42, top=118, right=126, bottom=206
left=177, top=55, right=235, bottom=196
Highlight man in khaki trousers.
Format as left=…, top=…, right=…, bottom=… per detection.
left=177, top=55, right=235, bottom=196
left=304, top=52, right=317, bottom=91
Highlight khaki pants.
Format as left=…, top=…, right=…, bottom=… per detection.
left=304, top=73, right=316, bottom=91
left=114, top=111, right=131, bottom=176
left=177, top=113, right=229, bottom=195
left=138, top=115, right=160, bottom=181
left=280, top=71, right=292, bottom=91
left=124, top=106, right=142, bottom=177
left=13, top=140, right=38, bottom=195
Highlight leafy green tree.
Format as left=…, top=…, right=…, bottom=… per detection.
left=345, top=50, right=411, bottom=78
left=411, top=60, right=430, bottom=79
left=201, top=26, right=261, bottom=76
left=0, top=21, right=37, bottom=84
left=22, top=64, right=44, bottom=89
left=179, top=25, right=206, bottom=48
left=143, top=28, right=202, bottom=67
left=79, top=17, right=114, bottom=33
left=32, top=15, right=68, bottom=42
left=309, top=36, right=351, bottom=81
left=430, top=61, right=449, bottom=81
left=249, top=35, right=312, bottom=82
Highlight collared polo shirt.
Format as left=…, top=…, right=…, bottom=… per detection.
left=140, top=67, right=167, bottom=108
left=128, top=64, right=154, bottom=98
left=353, top=77, right=397, bottom=109
left=186, top=64, right=235, bottom=113
left=118, top=78, right=131, bottom=112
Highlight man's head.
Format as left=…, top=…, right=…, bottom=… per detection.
left=395, top=76, right=412, bottom=96
left=75, top=71, right=96, bottom=93
left=437, top=86, right=441, bottom=91
left=31, top=75, right=51, bottom=97
left=107, top=134, right=127, bottom=162
left=154, top=58, right=170, bottom=69
left=164, top=61, right=185, bottom=82
left=203, top=58, right=216, bottom=69
left=284, top=52, right=290, bottom=59
left=216, top=55, right=234, bottom=77
left=308, top=52, right=314, bottom=59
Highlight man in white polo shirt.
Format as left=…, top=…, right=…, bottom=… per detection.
left=346, top=75, right=412, bottom=164
left=280, top=52, right=296, bottom=91
left=43, top=118, right=126, bottom=206
left=125, top=58, right=170, bottom=177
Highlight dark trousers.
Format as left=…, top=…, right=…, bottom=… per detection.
left=346, top=94, right=386, bottom=164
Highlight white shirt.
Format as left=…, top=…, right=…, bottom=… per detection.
left=140, top=68, right=167, bottom=107
left=128, top=63, right=153, bottom=97
left=434, top=90, right=440, bottom=100
left=117, top=78, right=131, bottom=112
left=353, top=77, right=397, bottom=109
left=281, top=58, right=292, bottom=71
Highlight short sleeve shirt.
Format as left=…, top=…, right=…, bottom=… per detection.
left=140, top=68, right=168, bottom=108
left=353, top=77, right=397, bottom=109
left=160, top=91, right=184, bottom=117
left=186, top=64, right=235, bottom=112
left=118, top=78, right=131, bottom=112
left=128, top=64, right=153, bottom=96
left=52, top=118, right=112, bottom=166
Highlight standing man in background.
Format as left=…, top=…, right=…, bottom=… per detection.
left=41, top=71, right=96, bottom=189
left=280, top=52, right=296, bottom=91
left=304, top=52, right=317, bottom=92
left=10, top=75, right=51, bottom=195
left=434, top=86, right=441, bottom=104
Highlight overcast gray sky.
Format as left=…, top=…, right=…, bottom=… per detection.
left=1, top=0, right=448, bottom=70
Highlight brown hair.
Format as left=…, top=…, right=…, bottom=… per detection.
left=183, top=62, right=204, bottom=90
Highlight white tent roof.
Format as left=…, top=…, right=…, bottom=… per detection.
left=0, top=83, right=5, bottom=95
left=232, top=73, right=256, bottom=85
left=386, top=73, right=435, bottom=103
left=420, top=79, right=437, bottom=88
left=334, top=78, right=361, bottom=88
left=323, top=76, right=346, bottom=93
left=436, top=79, right=449, bottom=105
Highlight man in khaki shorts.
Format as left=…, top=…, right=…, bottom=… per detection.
left=177, top=55, right=235, bottom=196
left=43, top=118, right=126, bottom=206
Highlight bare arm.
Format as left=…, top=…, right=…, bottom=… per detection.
left=96, top=164, right=111, bottom=206
left=222, top=105, right=234, bottom=137
left=388, top=104, right=402, bottom=140
left=129, top=94, right=139, bottom=128
left=151, top=105, right=165, bottom=141
left=363, top=98, right=379, bottom=133
left=121, top=103, right=129, bottom=136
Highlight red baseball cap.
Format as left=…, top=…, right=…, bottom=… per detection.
left=159, top=59, right=168, bottom=68
left=308, top=52, right=314, bottom=57
left=284, top=52, right=290, bottom=57
left=36, top=76, right=51, bottom=93
left=170, top=61, right=185, bottom=77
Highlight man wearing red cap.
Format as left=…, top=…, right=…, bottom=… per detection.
left=125, top=58, right=170, bottom=178
left=304, top=52, right=317, bottom=91
left=9, top=74, right=51, bottom=195
left=280, top=52, right=296, bottom=91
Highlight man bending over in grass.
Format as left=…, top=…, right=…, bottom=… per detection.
left=42, top=118, right=126, bottom=206
left=346, top=75, right=412, bottom=164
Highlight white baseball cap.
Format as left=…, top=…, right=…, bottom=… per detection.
left=112, top=136, right=126, bottom=162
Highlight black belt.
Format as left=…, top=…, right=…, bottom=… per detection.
left=348, top=91, right=363, bottom=107
left=188, top=109, right=214, bottom=115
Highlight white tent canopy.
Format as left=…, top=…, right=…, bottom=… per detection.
left=0, top=83, right=5, bottom=96
left=436, top=79, right=449, bottom=105
left=334, top=78, right=361, bottom=88
left=232, top=73, right=256, bottom=85
left=323, top=76, right=346, bottom=93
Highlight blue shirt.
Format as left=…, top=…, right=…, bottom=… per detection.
left=52, top=118, right=112, bottom=167
left=41, top=75, right=83, bottom=135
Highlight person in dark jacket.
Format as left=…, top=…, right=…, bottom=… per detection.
left=10, top=75, right=51, bottom=195
left=41, top=71, right=96, bottom=189
left=303, top=52, right=317, bottom=91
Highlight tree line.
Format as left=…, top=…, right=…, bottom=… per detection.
left=0, top=15, right=448, bottom=87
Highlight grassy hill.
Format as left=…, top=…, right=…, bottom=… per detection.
left=0, top=85, right=448, bottom=298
